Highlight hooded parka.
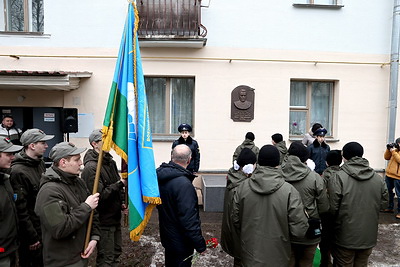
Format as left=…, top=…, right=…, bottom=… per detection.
left=275, top=140, right=288, bottom=165
left=232, top=139, right=259, bottom=163
left=220, top=167, right=248, bottom=259
left=35, top=166, right=100, bottom=267
left=281, top=155, right=329, bottom=245
left=328, top=156, right=388, bottom=249
left=156, top=161, right=206, bottom=255
left=232, top=165, right=308, bottom=267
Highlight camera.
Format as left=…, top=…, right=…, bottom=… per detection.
left=387, top=143, right=399, bottom=150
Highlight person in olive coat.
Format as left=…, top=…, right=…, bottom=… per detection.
left=221, top=148, right=257, bottom=267
left=233, top=145, right=309, bottom=267
left=328, top=142, right=388, bottom=266
left=0, top=137, right=23, bottom=267
left=281, top=141, right=329, bottom=267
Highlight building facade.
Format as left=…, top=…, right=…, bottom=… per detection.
left=0, top=0, right=396, bottom=170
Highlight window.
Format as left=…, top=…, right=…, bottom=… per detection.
left=145, top=77, right=194, bottom=135
left=1, top=0, right=44, bottom=32
left=289, top=80, right=334, bottom=137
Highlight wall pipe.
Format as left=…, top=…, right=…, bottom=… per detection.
left=388, top=0, right=400, bottom=143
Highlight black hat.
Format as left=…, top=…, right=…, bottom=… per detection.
left=178, top=123, right=192, bottom=132
left=314, top=128, right=327, bottom=137
left=2, top=114, right=13, bottom=119
left=271, top=133, right=283, bottom=143
left=342, top=142, right=363, bottom=160
left=311, top=123, right=323, bottom=134
left=237, top=148, right=257, bottom=167
left=326, top=150, right=342, bottom=166
left=258, top=145, right=280, bottom=167
left=245, top=132, right=255, bottom=141
left=288, top=141, right=309, bottom=163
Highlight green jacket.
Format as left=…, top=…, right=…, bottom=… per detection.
left=10, top=150, right=45, bottom=245
left=232, top=139, right=259, bottom=163
left=275, top=141, right=288, bottom=165
left=328, top=156, right=388, bottom=249
left=0, top=172, right=18, bottom=259
left=281, top=155, right=329, bottom=245
left=321, top=165, right=341, bottom=188
left=35, top=166, right=100, bottom=267
left=221, top=167, right=248, bottom=259
left=232, top=166, right=308, bottom=266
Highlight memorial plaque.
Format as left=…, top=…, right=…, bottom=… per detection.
left=231, top=85, right=255, bottom=122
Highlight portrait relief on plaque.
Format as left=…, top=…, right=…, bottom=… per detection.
left=231, top=85, right=255, bottom=122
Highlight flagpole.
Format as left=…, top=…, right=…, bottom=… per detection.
left=84, top=148, right=104, bottom=250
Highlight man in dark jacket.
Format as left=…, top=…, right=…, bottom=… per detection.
left=81, top=129, right=127, bottom=267
left=328, top=142, right=388, bottom=266
left=0, top=137, right=23, bottom=267
left=172, top=123, right=200, bottom=173
left=157, top=144, right=206, bottom=267
left=35, top=142, right=100, bottom=267
left=232, top=145, right=309, bottom=266
left=307, top=128, right=330, bottom=175
left=281, top=141, right=329, bottom=267
left=10, top=128, right=54, bottom=267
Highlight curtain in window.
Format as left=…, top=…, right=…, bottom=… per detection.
left=146, top=78, right=166, bottom=134
left=310, top=82, right=332, bottom=135
left=170, top=78, right=194, bottom=133
left=289, top=82, right=307, bottom=135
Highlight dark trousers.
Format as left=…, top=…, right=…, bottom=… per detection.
left=96, top=225, right=122, bottom=267
left=320, top=213, right=334, bottom=267
left=165, top=249, right=193, bottom=267
left=0, top=251, right=17, bottom=267
left=289, top=243, right=318, bottom=267
left=332, top=246, right=372, bottom=267
left=18, top=242, right=43, bottom=267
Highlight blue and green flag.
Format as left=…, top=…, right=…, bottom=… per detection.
left=102, top=2, right=161, bottom=241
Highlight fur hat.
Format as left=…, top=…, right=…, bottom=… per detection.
left=271, top=133, right=283, bottom=143
left=245, top=132, right=255, bottom=141
left=288, top=141, right=309, bottom=163
left=258, top=145, right=280, bottom=167
left=342, top=142, right=363, bottom=160
left=237, top=148, right=257, bottom=167
left=326, top=150, right=342, bottom=166
left=313, top=128, right=327, bottom=137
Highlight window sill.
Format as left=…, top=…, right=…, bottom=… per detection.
left=289, top=137, right=340, bottom=143
left=292, top=4, right=344, bottom=9
left=0, top=31, right=50, bottom=38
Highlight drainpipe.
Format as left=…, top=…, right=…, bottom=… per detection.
left=388, top=0, right=400, bottom=143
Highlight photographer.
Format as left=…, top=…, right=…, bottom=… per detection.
left=383, top=138, right=400, bottom=218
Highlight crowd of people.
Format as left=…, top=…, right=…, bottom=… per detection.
left=0, top=117, right=396, bottom=267
left=220, top=126, right=390, bottom=267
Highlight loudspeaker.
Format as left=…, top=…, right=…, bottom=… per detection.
left=62, top=108, right=78, bottom=133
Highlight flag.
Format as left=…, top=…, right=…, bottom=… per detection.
left=102, top=2, right=161, bottom=241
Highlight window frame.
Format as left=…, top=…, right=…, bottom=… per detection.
left=289, top=79, right=336, bottom=139
left=145, top=76, right=195, bottom=141
left=2, top=0, right=44, bottom=33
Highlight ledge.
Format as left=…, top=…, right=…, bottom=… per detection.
left=139, top=38, right=207, bottom=48
left=293, top=3, right=344, bottom=9
left=289, top=137, right=340, bottom=143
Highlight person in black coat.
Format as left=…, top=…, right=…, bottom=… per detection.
left=172, top=123, right=200, bottom=173
left=156, top=144, right=206, bottom=267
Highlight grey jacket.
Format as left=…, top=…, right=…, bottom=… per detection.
left=328, top=156, right=388, bottom=249
left=281, top=155, right=329, bottom=245
left=232, top=166, right=308, bottom=267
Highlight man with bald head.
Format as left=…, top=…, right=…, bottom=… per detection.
left=156, top=144, right=206, bottom=267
